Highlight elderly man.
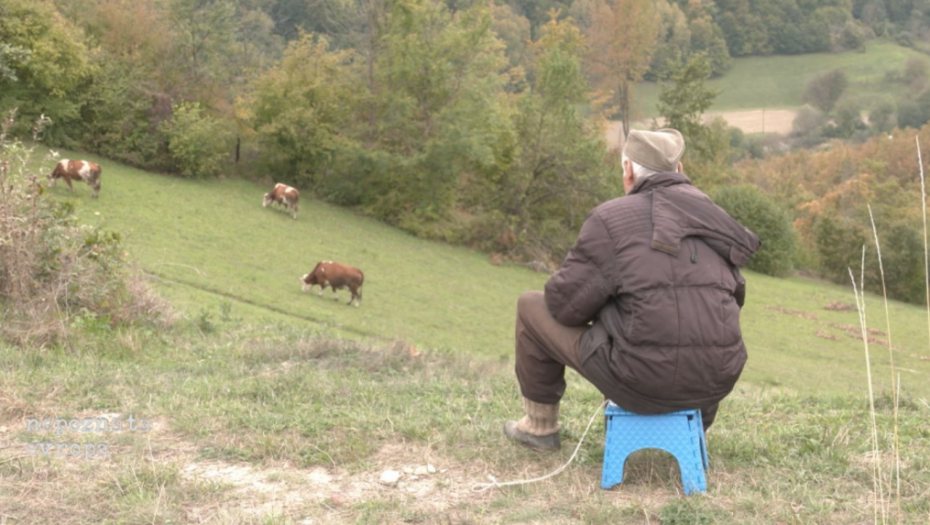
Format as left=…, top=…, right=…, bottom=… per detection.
left=504, top=128, right=761, bottom=450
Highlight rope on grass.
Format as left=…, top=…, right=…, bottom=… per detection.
left=471, top=399, right=608, bottom=493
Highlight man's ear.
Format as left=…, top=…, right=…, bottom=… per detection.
left=623, top=159, right=635, bottom=184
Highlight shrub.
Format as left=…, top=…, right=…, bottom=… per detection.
left=712, top=184, right=796, bottom=277
left=869, top=100, right=897, bottom=133
left=903, top=56, right=930, bottom=92
left=827, top=98, right=866, bottom=139
left=159, top=102, right=234, bottom=178
left=791, top=105, right=827, bottom=138
left=0, top=110, right=172, bottom=346
left=803, top=69, right=848, bottom=114
left=870, top=221, right=925, bottom=304
left=813, top=214, right=866, bottom=283
left=896, top=88, right=930, bottom=130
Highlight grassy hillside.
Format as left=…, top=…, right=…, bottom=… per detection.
left=2, top=323, right=929, bottom=523
left=40, top=148, right=930, bottom=399
left=2, top=151, right=930, bottom=523
left=632, top=40, right=927, bottom=118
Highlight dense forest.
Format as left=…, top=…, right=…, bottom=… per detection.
left=2, top=0, right=930, bottom=303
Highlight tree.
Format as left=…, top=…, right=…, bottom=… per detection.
left=0, top=43, right=29, bottom=82
left=868, top=100, right=896, bottom=133
left=803, top=69, right=848, bottom=114
left=0, top=0, right=93, bottom=141
left=830, top=98, right=865, bottom=139
left=896, top=87, right=930, bottom=129
left=903, top=56, right=930, bottom=93
left=169, top=0, right=238, bottom=103
left=245, top=34, right=360, bottom=185
left=656, top=53, right=720, bottom=160
left=646, top=0, right=690, bottom=81
left=159, top=102, right=234, bottom=178
left=491, top=2, right=533, bottom=89
left=713, top=184, right=796, bottom=277
left=501, top=13, right=618, bottom=259
left=362, top=0, right=515, bottom=229
left=688, top=13, right=732, bottom=77
left=583, top=0, right=659, bottom=139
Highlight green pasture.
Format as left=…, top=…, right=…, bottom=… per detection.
left=41, top=148, right=930, bottom=400
left=4, top=149, right=930, bottom=523
left=633, top=40, right=928, bottom=118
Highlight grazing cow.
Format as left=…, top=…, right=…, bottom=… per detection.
left=49, top=159, right=101, bottom=198
left=301, top=261, right=364, bottom=307
left=263, top=183, right=299, bottom=220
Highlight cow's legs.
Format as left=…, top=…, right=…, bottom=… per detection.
left=64, top=176, right=75, bottom=192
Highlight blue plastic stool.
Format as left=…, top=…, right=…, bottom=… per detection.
left=601, top=402, right=709, bottom=495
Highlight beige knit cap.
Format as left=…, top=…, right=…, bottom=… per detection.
left=623, top=128, right=685, bottom=172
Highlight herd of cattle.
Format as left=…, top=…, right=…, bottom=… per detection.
left=48, top=161, right=365, bottom=307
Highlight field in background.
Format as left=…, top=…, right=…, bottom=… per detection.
left=631, top=40, right=927, bottom=119
left=606, top=109, right=796, bottom=149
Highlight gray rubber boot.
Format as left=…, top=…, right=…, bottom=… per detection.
left=503, top=398, right=561, bottom=451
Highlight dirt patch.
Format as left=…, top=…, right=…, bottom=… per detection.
left=606, top=109, right=797, bottom=150
left=179, top=442, right=493, bottom=520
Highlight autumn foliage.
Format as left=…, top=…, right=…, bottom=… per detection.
left=735, top=126, right=929, bottom=302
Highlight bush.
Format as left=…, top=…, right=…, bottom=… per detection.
left=803, top=69, right=848, bottom=114
left=869, top=100, right=897, bottom=133
left=0, top=111, right=172, bottom=346
left=159, top=102, right=234, bottom=178
left=712, top=184, right=796, bottom=277
left=813, top=214, right=866, bottom=283
left=831, top=98, right=866, bottom=139
left=870, top=221, right=925, bottom=304
left=792, top=105, right=826, bottom=139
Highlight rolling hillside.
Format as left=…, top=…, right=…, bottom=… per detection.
left=41, top=149, right=930, bottom=400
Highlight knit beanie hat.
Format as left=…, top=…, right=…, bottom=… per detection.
left=623, top=128, right=686, bottom=172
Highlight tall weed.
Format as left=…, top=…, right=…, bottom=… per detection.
left=0, top=109, right=172, bottom=347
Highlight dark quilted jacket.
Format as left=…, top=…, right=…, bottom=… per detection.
left=544, top=172, right=761, bottom=414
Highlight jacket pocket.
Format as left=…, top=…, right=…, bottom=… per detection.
left=579, top=322, right=611, bottom=365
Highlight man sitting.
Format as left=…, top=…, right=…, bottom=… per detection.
left=504, top=128, right=761, bottom=450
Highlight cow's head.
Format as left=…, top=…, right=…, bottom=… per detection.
left=301, top=272, right=318, bottom=292
left=263, top=192, right=274, bottom=207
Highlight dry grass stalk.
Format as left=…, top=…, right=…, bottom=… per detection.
left=849, top=250, right=886, bottom=524
left=867, top=204, right=902, bottom=519
left=918, top=136, right=930, bottom=359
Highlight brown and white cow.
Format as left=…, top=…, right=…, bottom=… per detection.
left=263, top=183, right=299, bottom=220
left=49, top=159, right=101, bottom=198
left=301, top=261, right=364, bottom=307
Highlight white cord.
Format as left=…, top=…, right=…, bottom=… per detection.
left=471, top=400, right=609, bottom=493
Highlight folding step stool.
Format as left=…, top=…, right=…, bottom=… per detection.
left=601, top=402, right=709, bottom=495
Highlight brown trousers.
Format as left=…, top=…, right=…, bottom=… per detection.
left=514, top=291, right=721, bottom=429
left=514, top=291, right=588, bottom=405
